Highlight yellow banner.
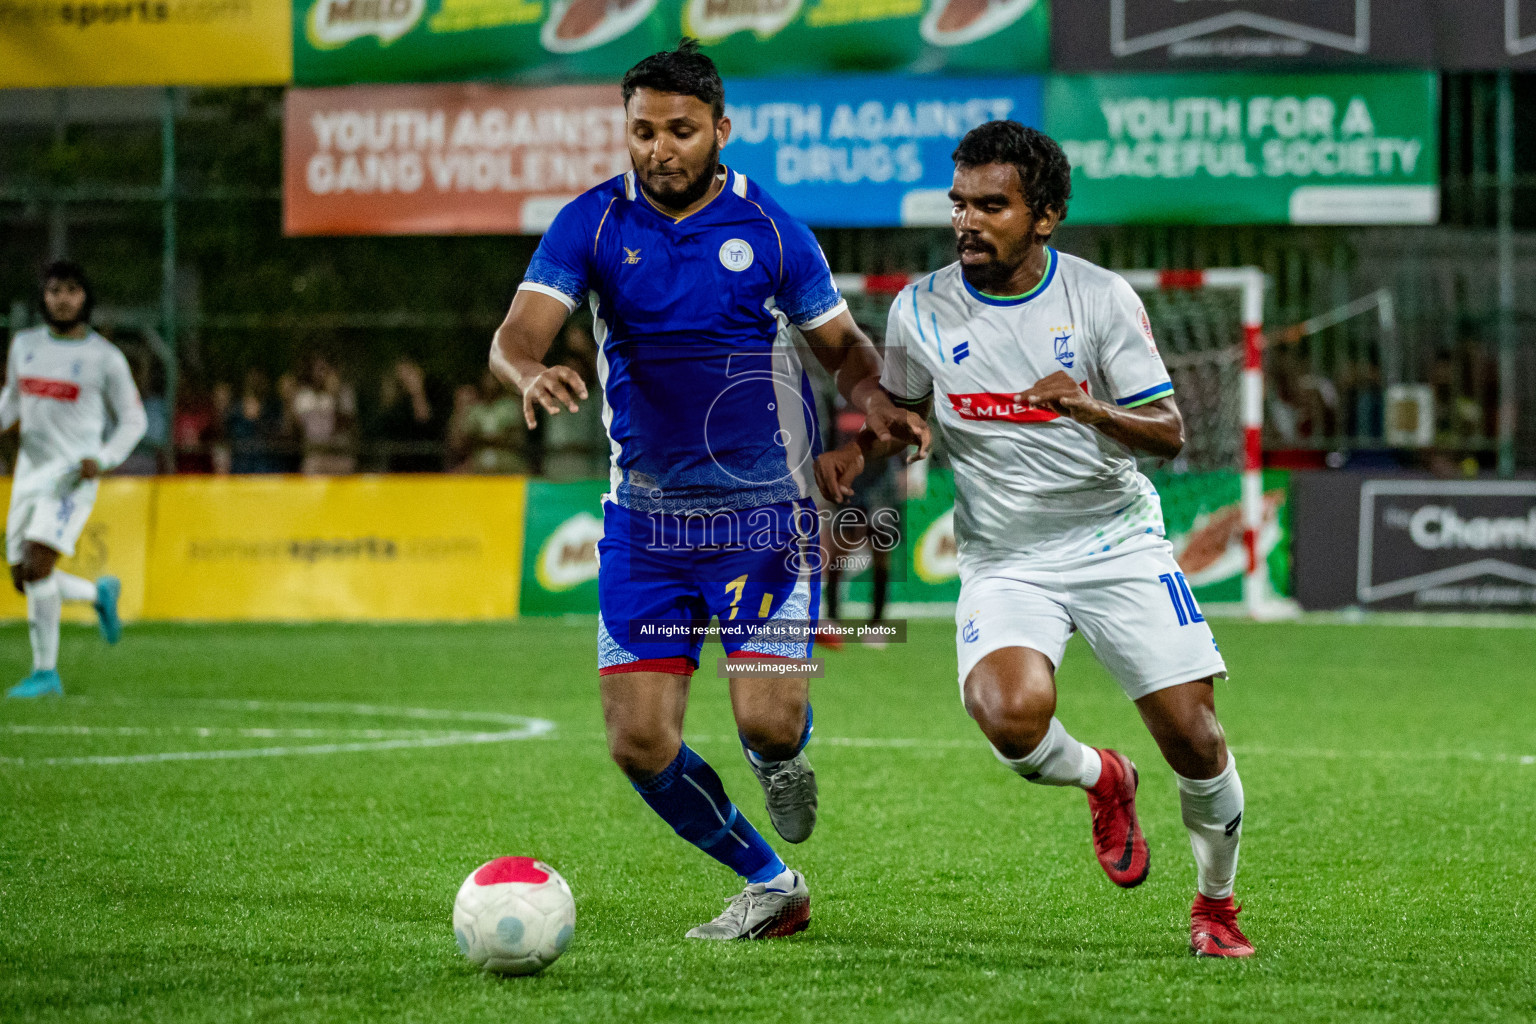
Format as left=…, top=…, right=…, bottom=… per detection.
left=0, top=0, right=291, bottom=87
left=142, top=476, right=527, bottom=621
left=0, top=478, right=153, bottom=623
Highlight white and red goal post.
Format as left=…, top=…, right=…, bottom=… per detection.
left=832, top=267, right=1285, bottom=620
left=1118, top=268, right=1274, bottom=616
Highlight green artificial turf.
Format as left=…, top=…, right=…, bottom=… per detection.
left=1, top=619, right=1533, bottom=1023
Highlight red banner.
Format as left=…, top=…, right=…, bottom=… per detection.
left=284, top=83, right=630, bottom=236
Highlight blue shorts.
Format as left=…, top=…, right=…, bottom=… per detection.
left=596, top=499, right=822, bottom=676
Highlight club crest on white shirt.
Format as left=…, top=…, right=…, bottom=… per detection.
left=1053, top=333, right=1075, bottom=369
left=719, top=239, right=754, bottom=272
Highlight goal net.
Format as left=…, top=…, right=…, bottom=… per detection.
left=830, top=268, right=1289, bottom=619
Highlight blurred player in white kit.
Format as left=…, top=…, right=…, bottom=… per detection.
left=3, top=261, right=146, bottom=698
left=817, top=122, right=1253, bottom=958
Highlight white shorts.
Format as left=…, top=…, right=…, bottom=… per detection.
left=7, top=480, right=97, bottom=563
left=954, top=537, right=1228, bottom=703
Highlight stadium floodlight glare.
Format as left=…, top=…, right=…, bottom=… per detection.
left=832, top=268, right=1289, bottom=620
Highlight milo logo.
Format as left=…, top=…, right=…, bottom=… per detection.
left=536, top=512, right=604, bottom=593
left=308, top=0, right=425, bottom=48
left=686, top=0, right=801, bottom=40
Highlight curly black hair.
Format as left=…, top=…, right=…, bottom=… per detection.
left=40, top=259, right=94, bottom=321
left=952, top=120, right=1072, bottom=229
left=621, top=38, right=725, bottom=120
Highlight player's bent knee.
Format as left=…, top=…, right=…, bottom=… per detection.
left=1164, top=718, right=1227, bottom=778
left=607, top=730, right=683, bottom=782
left=963, top=673, right=1054, bottom=759
left=736, top=716, right=803, bottom=762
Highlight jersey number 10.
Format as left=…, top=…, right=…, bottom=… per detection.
left=1158, top=572, right=1205, bottom=626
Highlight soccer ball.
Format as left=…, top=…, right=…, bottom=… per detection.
left=453, top=857, right=575, bottom=975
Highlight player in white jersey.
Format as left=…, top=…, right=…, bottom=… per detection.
left=816, top=122, right=1253, bottom=958
left=2, top=262, right=146, bottom=699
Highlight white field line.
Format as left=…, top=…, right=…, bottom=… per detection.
left=674, top=734, right=1536, bottom=765
left=6, top=725, right=467, bottom=739
left=0, top=697, right=556, bottom=767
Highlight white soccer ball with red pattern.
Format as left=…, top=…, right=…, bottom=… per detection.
left=453, top=857, right=575, bottom=975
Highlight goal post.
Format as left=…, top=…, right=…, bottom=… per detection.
left=1118, top=268, right=1275, bottom=616
left=829, top=267, right=1289, bottom=620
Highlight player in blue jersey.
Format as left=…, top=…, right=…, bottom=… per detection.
left=490, top=41, right=928, bottom=939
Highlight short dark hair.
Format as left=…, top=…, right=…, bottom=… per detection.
left=40, top=259, right=94, bottom=319
left=952, top=121, right=1072, bottom=227
left=621, top=38, right=725, bottom=120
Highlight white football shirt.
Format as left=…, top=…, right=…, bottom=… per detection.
left=0, top=327, right=147, bottom=494
left=880, top=248, right=1175, bottom=571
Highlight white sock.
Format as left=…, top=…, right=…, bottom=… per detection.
left=991, top=717, right=1103, bottom=789
left=1177, top=753, right=1244, bottom=899
left=25, top=574, right=62, bottom=672
left=54, top=571, right=96, bottom=603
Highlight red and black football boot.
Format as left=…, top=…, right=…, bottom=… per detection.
left=1190, top=893, right=1255, bottom=958
left=1086, top=748, right=1150, bottom=888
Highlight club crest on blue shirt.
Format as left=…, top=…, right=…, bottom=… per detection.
left=718, top=239, right=754, bottom=272
left=1053, top=333, right=1075, bottom=369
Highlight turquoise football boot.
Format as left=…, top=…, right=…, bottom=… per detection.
left=94, top=575, right=122, bottom=645
left=6, top=669, right=63, bottom=698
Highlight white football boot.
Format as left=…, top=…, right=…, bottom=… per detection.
left=685, top=870, right=810, bottom=940
left=743, top=748, right=818, bottom=843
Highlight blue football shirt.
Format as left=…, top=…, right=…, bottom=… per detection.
left=520, top=167, right=845, bottom=512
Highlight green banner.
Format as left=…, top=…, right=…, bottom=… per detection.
left=294, top=0, right=1048, bottom=86
left=518, top=479, right=607, bottom=616
left=1047, top=72, right=1438, bottom=225
left=1152, top=469, right=1292, bottom=603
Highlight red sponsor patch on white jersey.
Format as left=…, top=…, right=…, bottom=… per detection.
left=948, top=391, right=1060, bottom=423
left=20, top=377, right=81, bottom=402
left=947, top=381, right=1090, bottom=424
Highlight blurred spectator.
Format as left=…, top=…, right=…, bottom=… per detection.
left=290, top=354, right=358, bottom=475
left=172, top=375, right=220, bottom=474
left=541, top=323, right=606, bottom=480
left=225, top=369, right=287, bottom=474
left=372, top=357, right=441, bottom=472
left=448, top=371, right=532, bottom=474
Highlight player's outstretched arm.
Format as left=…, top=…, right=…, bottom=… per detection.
left=489, top=289, right=589, bottom=429
left=802, top=312, right=930, bottom=455
left=1017, top=371, right=1185, bottom=459
left=815, top=391, right=932, bottom=504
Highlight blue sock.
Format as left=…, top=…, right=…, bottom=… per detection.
left=743, top=703, right=813, bottom=767
left=633, top=744, right=787, bottom=884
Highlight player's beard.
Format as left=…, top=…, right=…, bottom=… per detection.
left=638, top=140, right=720, bottom=212
left=956, top=233, right=1035, bottom=294
left=42, top=304, right=85, bottom=333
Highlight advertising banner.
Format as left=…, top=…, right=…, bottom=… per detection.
left=142, top=476, right=527, bottom=620
left=518, top=479, right=607, bottom=615
left=0, top=478, right=152, bottom=623
left=722, top=76, right=1043, bottom=228
left=1436, top=0, right=1536, bottom=69
left=1052, top=0, right=1433, bottom=71
left=1295, top=476, right=1536, bottom=611
left=1155, top=469, right=1292, bottom=603
left=1047, top=72, right=1439, bottom=225
left=284, top=83, right=629, bottom=235
left=0, top=0, right=291, bottom=88
left=293, top=0, right=1048, bottom=87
